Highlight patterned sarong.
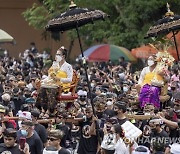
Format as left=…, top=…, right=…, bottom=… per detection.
left=139, top=84, right=161, bottom=109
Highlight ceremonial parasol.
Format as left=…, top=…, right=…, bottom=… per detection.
left=0, top=29, right=14, bottom=43
left=45, top=0, right=108, bottom=115
left=79, top=44, right=136, bottom=62
left=146, top=3, right=180, bottom=61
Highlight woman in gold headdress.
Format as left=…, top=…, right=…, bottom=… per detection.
left=137, top=41, right=174, bottom=109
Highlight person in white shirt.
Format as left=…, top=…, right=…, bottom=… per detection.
left=137, top=56, right=157, bottom=89
left=43, top=46, right=73, bottom=87
left=136, top=55, right=169, bottom=109
left=101, top=120, right=116, bottom=154
left=113, top=124, right=135, bottom=154
left=39, top=46, right=73, bottom=118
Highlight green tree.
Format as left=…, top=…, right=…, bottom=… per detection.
left=23, top=0, right=180, bottom=49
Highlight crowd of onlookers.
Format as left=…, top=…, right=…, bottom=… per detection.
left=0, top=43, right=180, bottom=154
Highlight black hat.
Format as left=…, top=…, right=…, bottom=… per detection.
left=30, top=74, right=37, bottom=80
left=133, top=145, right=150, bottom=153
left=25, top=98, right=36, bottom=104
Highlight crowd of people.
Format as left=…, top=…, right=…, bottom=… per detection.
left=0, top=42, right=179, bottom=154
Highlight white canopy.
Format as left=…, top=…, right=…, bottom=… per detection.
left=0, top=29, right=14, bottom=43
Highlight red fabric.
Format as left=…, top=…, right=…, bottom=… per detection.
left=57, top=94, right=78, bottom=101
left=5, top=116, right=17, bottom=129
left=89, top=45, right=110, bottom=61
left=172, top=112, right=178, bottom=122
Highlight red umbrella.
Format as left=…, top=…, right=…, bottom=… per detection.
left=131, top=45, right=157, bottom=59
left=132, top=45, right=179, bottom=60
left=132, top=33, right=180, bottom=60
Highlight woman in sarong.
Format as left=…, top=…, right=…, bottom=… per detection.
left=137, top=55, right=166, bottom=109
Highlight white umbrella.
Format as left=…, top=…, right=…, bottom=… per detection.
left=0, top=29, right=14, bottom=43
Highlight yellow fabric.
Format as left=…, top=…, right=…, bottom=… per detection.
left=56, top=71, right=71, bottom=92
left=142, top=72, right=163, bottom=86
left=56, top=70, right=67, bottom=79
left=142, top=72, right=168, bottom=96
left=48, top=67, right=71, bottom=92
left=48, top=67, right=54, bottom=75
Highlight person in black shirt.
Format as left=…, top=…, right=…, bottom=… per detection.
left=0, top=128, right=30, bottom=154
left=12, top=87, right=25, bottom=115
left=29, top=42, right=38, bottom=56
left=31, top=110, right=48, bottom=146
left=77, top=106, right=99, bottom=154
left=1, top=93, right=15, bottom=114
left=44, top=129, right=70, bottom=154
left=0, top=104, right=15, bottom=130
left=55, top=113, right=71, bottom=148
left=119, top=57, right=127, bottom=69
left=113, top=101, right=128, bottom=125
left=76, top=90, right=89, bottom=114
left=149, top=118, right=170, bottom=153
left=159, top=94, right=180, bottom=141
left=18, top=120, right=43, bottom=154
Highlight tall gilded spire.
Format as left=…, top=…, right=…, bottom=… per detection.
left=69, top=0, right=77, bottom=8
left=165, top=3, right=174, bottom=17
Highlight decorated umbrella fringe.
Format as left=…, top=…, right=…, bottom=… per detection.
left=145, top=3, right=180, bottom=60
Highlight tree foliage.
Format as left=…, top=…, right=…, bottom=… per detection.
left=23, top=0, right=180, bottom=49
